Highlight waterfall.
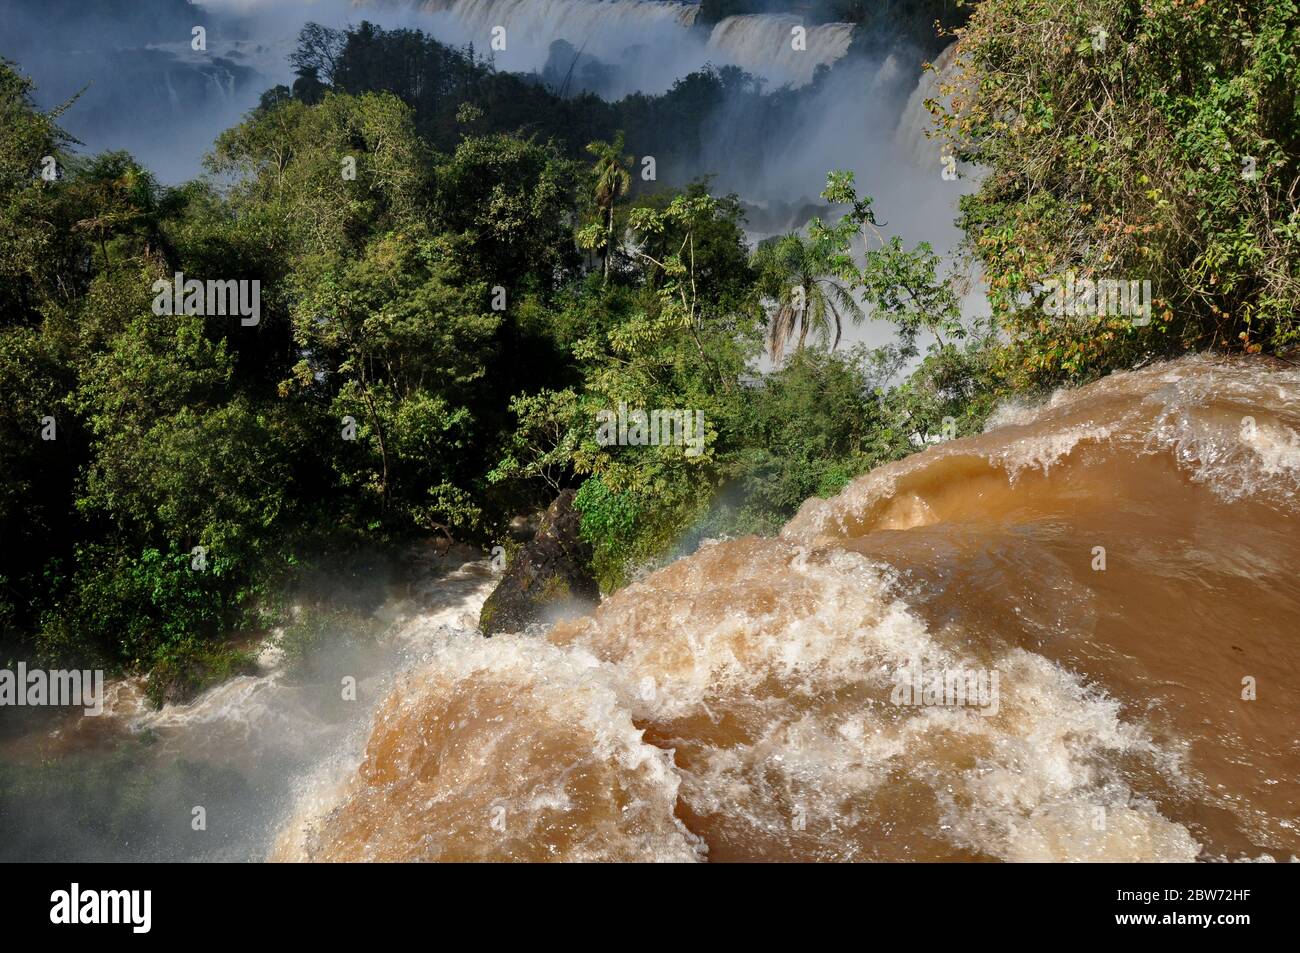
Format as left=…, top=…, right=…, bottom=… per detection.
left=894, top=43, right=963, bottom=168
left=404, top=0, right=855, bottom=89
left=706, top=14, right=855, bottom=87
left=418, top=0, right=700, bottom=31
left=204, top=66, right=237, bottom=106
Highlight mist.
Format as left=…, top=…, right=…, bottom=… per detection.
left=0, top=545, right=494, bottom=862
left=0, top=0, right=961, bottom=216
left=0, top=0, right=435, bottom=182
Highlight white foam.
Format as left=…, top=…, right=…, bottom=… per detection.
left=552, top=543, right=1197, bottom=860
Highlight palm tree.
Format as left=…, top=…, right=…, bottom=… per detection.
left=586, top=133, right=632, bottom=279
left=752, top=232, right=865, bottom=364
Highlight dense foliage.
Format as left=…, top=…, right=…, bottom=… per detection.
left=939, top=0, right=1300, bottom=385
left=278, top=20, right=851, bottom=194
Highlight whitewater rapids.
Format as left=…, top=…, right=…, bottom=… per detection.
left=273, top=355, right=1300, bottom=862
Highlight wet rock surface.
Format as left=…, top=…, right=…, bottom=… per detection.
left=479, top=491, right=599, bottom=635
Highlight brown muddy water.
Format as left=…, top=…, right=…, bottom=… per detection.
left=3, top=355, right=1297, bottom=862
left=276, top=355, right=1299, bottom=862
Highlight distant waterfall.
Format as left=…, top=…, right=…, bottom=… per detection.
left=407, top=0, right=855, bottom=88
left=203, top=66, right=237, bottom=107
left=163, top=68, right=181, bottom=109
left=417, top=0, right=700, bottom=38
left=894, top=43, right=962, bottom=166
left=706, top=15, right=854, bottom=87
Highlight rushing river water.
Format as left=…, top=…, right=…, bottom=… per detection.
left=285, top=355, right=1300, bottom=862
left=3, top=354, right=1298, bottom=862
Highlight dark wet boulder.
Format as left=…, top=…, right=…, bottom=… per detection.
left=479, top=490, right=599, bottom=635
left=507, top=511, right=541, bottom=542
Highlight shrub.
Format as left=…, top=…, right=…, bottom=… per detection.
left=144, top=636, right=256, bottom=708
left=941, top=0, right=1300, bottom=385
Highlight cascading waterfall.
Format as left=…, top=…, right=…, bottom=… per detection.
left=417, top=0, right=701, bottom=31
left=894, top=43, right=962, bottom=167
left=706, top=14, right=855, bottom=87
left=203, top=67, right=237, bottom=106
left=405, top=0, right=854, bottom=88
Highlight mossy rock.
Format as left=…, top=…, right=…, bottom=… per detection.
left=144, top=638, right=257, bottom=708
left=479, top=490, right=599, bottom=635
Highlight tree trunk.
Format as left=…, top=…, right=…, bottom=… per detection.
left=604, top=204, right=614, bottom=279
left=359, top=382, right=391, bottom=516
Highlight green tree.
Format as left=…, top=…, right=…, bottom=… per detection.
left=289, top=228, right=499, bottom=530
left=208, top=91, right=432, bottom=261
left=752, top=232, right=865, bottom=363
left=433, top=133, right=581, bottom=289
left=816, top=171, right=965, bottom=348
left=585, top=133, right=632, bottom=279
